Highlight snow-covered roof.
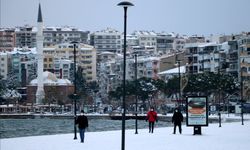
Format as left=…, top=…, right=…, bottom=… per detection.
left=1, top=89, right=22, bottom=99
left=198, top=42, right=218, bottom=48
left=30, top=71, right=72, bottom=86
left=10, top=48, right=37, bottom=55
left=98, top=51, right=115, bottom=55
left=158, top=66, right=186, bottom=75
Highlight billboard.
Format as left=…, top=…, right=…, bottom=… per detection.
left=186, top=96, right=208, bottom=126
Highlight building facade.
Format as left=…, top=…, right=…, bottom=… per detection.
left=43, top=27, right=89, bottom=47
left=0, top=28, right=16, bottom=52
left=90, top=28, right=122, bottom=53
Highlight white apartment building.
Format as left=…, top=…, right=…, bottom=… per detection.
left=43, top=26, right=89, bottom=47
left=132, top=31, right=157, bottom=48
left=14, top=25, right=89, bottom=48
left=53, top=57, right=73, bottom=79
left=185, top=42, right=221, bottom=74
left=173, top=36, right=186, bottom=51
left=90, top=28, right=122, bottom=53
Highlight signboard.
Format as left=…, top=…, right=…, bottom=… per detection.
left=235, top=105, right=242, bottom=114
left=186, top=96, right=208, bottom=126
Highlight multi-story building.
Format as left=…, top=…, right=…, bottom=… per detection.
left=173, top=36, right=186, bottom=51
left=10, top=48, right=37, bottom=85
left=43, top=43, right=97, bottom=82
left=185, top=42, right=221, bottom=74
left=14, top=25, right=89, bottom=48
left=0, top=52, right=10, bottom=79
left=131, top=46, right=156, bottom=56
left=186, top=35, right=205, bottom=43
left=238, top=33, right=250, bottom=81
left=53, top=58, right=73, bottom=79
left=15, top=25, right=37, bottom=48
left=156, top=32, right=174, bottom=54
left=98, top=54, right=160, bottom=99
left=43, top=26, right=89, bottom=47
left=222, top=40, right=238, bottom=77
left=0, top=28, right=16, bottom=52
left=132, top=31, right=157, bottom=48
left=90, top=28, right=122, bottom=53
left=126, top=34, right=139, bottom=50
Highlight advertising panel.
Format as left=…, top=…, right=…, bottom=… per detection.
left=186, top=96, right=208, bottom=126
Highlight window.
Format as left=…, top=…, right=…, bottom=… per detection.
left=63, top=64, right=68, bottom=68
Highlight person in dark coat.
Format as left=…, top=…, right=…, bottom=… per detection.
left=146, top=107, right=158, bottom=133
left=76, top=110, right=88, bottom=143
left=172, top=108, right=183, bottom=134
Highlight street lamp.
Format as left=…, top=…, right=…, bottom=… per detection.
left=117, top=1, right=134, bottom=150
left=240, top=65, right=244, bottom=125
left=218, top=60, right=222, bottom=127
left=134, top=53, right=138, bottom=134
left=71, top=41, right=78, bottom=140
left=176, top=60, right=181, bottom=109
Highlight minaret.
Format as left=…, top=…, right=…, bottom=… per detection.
left=35, top=3, right=44, bottom=105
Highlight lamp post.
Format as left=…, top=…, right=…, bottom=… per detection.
left=176, top=60, right=181, bottom=109
left=240, top=66, right=244, bottom=125
left=71, top=41, right=78, bottom=140
left=117, top=1, right=134, bottom=150
left=218, top=59, right=222, bottom=127
left=134, top=53, right=138, bottom=134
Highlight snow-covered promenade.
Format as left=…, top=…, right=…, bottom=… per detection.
left=1, top=121, right=250, bottom=150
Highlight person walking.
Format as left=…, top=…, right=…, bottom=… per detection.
left=76, top=110, right=88, bottom=143
left=172, top=108, right=183, bottom=134
left=146, top=107, right=157, bottom=133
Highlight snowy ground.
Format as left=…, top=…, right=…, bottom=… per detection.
left=1, top=120, right=250, bottom=150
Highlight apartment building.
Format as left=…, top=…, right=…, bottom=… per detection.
left=185, top=42, right=221, bottom=74
left=14, top=25, right=89, bottom=48
left=0, top=52, right=10, bottom=79
left=0, top=28, right=16, bottom=52
left=43, top=43, right=97, bottom=82
left=156, top=32, right=174, bottom=54
left=90, top=28, right=122, bottom=53
left=43, top=27, right=89, bottom=47
left=15, top=25, right=37, bottom=48
left=238, top=33, right=250, bottom=81
left=132, top=31, right=157, bottom=48
left=10, top=48, right=37, bottom=85
left=98, top=54, right=160, bottom=98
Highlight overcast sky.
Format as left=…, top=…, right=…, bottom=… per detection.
left=1, top=0, right=250, bottom=36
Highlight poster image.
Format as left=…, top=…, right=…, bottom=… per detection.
left=186, top=96, right=208, bottom=126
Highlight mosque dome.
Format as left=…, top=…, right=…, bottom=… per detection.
left=30, top=71, right=72, bottom=85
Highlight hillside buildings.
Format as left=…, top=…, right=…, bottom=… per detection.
left=1, top=22, right=250, bottom=107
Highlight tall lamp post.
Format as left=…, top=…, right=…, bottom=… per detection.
left=134, top=53, right=138, bottom=134
left=71, top=41, right=78, bottom=140
left=117, top=1, right=134, bottom=150
left=218, top=60, right=222, bottom=127
left=240, top=66, right=244, bottom=125
left=176, top=60, right=181, bottom=108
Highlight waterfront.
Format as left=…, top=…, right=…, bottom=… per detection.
left=0, top=117, right=171, bottom=139
left=1, top=113, right=247, bottom=139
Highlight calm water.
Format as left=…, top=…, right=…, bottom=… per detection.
left=0, top=118, right=172, bottom=139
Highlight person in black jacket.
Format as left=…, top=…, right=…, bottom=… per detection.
left=172, top=108, right=183, bottom=134
left=76, top=110, right=88, bottom=143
